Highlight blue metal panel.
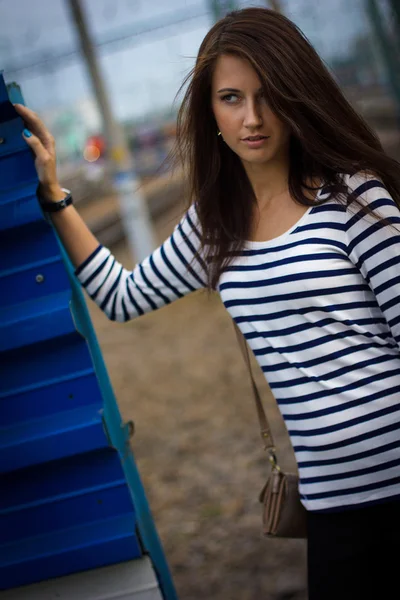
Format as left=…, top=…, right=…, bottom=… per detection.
left=0, top=72, right=177, bottom=600
left=0, top=74, right=143, bottom=590
left=1, top=515, right=141, bottom=590
left=0, top=403, right=107, bottom=473
left=0, top=290, right=75, bottom=352
left=1, top=372, right=101, bottom=425
left=0, top=182, right=42, bottom=231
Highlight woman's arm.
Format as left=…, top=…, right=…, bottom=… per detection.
left=75, top=206, right=207, bottom=321
left=345, top=172, right=400, bottom=349
left=16, top=103, right=207, bottom=322
left=47, top=202, right=101, bottom=268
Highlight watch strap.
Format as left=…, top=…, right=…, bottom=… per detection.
left=39, top=188, right=73, bottom=213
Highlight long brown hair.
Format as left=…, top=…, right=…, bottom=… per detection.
left=174, top=7, right=400, bottom=289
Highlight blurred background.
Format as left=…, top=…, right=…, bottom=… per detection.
left=1, top=0, right=399, bottom=248
left=1, top=2, right=399, bottom=599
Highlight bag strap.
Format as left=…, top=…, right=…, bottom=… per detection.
left=233, top=322, right=276, bottom=454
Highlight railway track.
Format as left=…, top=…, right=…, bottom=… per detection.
left=75, top=171, right=186, bottom=247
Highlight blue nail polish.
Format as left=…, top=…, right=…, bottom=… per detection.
left=23, top=128, right=32, bottom=138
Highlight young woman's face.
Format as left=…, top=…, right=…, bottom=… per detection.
left=211, top=54, right=291, bottom=169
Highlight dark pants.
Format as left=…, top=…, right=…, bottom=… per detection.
left=307, top=498, right=400, bottom=600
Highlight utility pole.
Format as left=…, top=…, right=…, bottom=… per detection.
left=209, top=0, right=283, bottom=20
left=388, top=0, right=400, bottom=42
left=66, top=0, right=156, bottom=262
left=209, top=0, right=237, bottom=21
left=268, top=0, right=284, bottom=12
left=365, top=0, right=400, bottom=116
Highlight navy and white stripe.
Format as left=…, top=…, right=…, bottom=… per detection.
left=76, top=208, right=207, bottom=322
left=76, top=172, right=400, bottom=512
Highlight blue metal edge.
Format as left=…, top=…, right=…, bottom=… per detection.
left=56, top=181, right=177, bottom=600
left=61, top=243, right=178, bottom=600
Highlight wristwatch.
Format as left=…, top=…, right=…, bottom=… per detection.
left=39, top=188, right=73, bottom=213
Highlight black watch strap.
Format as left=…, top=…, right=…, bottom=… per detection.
left=39, top=188, right=73, bottom=213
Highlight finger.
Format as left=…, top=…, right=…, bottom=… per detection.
left=14, top=104, right=53, bottom=146
left=14, top=104, right=39, bottom=129
left=13, top=103, right=33, bottom=117
left=22, top=129, right=50, bottom=163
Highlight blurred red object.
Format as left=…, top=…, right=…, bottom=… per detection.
left=84, top=134, right=106, bottom=162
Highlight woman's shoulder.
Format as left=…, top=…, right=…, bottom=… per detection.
left=344, top=170, right=383, bottom=190
left=341, top=170, right=391, bottom=206
left=181, top=202, right=201, bottom=233
left=340, top=170, right=399, bottom=233
left=321, top=171, right=384, bottom=204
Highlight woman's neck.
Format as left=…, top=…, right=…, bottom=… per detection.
left=242, top=158, right=290, bottom=209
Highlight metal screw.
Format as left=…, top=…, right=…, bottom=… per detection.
left=0, top=137, right=5, bottom=144
left=36, top=274, right=44, bottom=283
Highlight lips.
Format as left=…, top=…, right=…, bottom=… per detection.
left=241, top=135, right=270, bottom=149
left=243, top=135, right=269, bottom=141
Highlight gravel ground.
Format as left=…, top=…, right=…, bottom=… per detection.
left=85, top=205, right=308, bottom=600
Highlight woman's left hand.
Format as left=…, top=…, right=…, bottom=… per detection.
left=14, top=103, right=63, bottom=200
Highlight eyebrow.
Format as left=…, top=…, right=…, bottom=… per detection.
left=216, top=87, right=263, bottom=94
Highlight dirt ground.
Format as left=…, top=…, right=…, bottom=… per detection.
left=85, top=205, right=308, bottom=600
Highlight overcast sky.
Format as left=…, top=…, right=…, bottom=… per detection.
left=0, top=0, right=369, bottom=121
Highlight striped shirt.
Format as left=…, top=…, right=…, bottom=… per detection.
left=76, top=172, right=400, bottom=512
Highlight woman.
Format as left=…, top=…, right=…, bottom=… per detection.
left=15, top=7, right=400, bottom=599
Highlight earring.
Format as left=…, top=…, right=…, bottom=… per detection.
left=217, top=131, right=222, bottom=136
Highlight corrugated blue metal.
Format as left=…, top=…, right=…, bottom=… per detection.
left=0, top=75, right=143, bottom=590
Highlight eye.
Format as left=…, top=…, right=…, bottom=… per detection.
left=221, top=94, right=240, bottom=104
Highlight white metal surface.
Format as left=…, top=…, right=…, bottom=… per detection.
left=2, top=556, right=164, bottom=600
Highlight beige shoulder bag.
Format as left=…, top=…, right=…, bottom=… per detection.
left=234, top=323, right=307, bottom=539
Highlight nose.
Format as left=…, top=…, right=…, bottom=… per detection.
left=243, top=98, right=263, bottom=130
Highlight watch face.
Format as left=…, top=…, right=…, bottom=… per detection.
left=41, top=192, right=72, bottom=212
left=56, top=196, right=72, bottom=211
